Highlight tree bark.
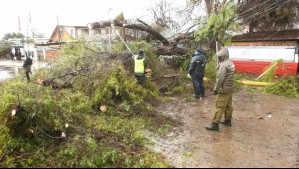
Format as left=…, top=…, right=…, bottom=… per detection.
left=88, top=20, right=170, bottom=45
left=88, top=19, right=194, bottom=56
left=156, top=46, right=188, bottom=55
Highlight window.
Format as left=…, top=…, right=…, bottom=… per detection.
left=71, top=30, right=74, bottom=36
left=82, top=29, right=89, bottom=35
left=94, top=29, right=101, bottom=35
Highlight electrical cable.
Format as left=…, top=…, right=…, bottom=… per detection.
left=244, top=0, right=291, bottom=26
left=237, top=0, right=273, bottom=20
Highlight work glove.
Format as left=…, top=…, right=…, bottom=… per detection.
left=213, top=90, right=218, bottom=95
left=187, top=74, right=191, bottom=78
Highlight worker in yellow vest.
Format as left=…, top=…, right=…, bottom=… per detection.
left=134, top=49, right=147, bottom=86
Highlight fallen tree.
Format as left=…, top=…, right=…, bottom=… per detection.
left=88, top=19, right=170, bottom=45
left=87, top=19, right=191, bottom=56
left=0, top=40, right=176, bottom=168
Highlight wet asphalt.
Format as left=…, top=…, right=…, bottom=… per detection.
left=0, top=59, right=47, bottom=82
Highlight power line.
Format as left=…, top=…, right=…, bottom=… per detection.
left=237, top=0, right=273, bottom=19
left=244, top=0, right=291, bottom=26
left=235, top=0, right=291, bottom=49
left=237, top=0, right=285, bottom=22
left=170, top=1, right=289, bottom=43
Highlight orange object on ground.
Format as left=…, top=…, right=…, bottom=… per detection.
left=145, top=69, right=152, bottom=77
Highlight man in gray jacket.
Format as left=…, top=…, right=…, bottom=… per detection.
left=206, top=47, right=235, bottom=131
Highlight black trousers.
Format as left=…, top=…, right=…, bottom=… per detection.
left=135, top=73, right=146, bottom=86
left=191, top=73, right=205, bottom=97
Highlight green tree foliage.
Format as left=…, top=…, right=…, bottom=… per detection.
left=189, top=0, right=299, bottom=31
left=264, top=76, right=299, bottom=98
left=0, top=41, right=12, bottom=56
left=0, top=40, right=171, bottom=167
left=2, top=32, right=25, bottom=40
left=188, top=0, right=240, bottom=17
left=194, top=1, right=238, bottom=45
left=260, top=59, right=283, bottom=82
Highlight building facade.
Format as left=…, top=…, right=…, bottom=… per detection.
left=228, top=29, right=299, bottom=75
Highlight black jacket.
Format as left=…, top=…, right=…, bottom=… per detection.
left=23, top=58, right=32, bottom=69
left=188, top=54, right=206, bottom=75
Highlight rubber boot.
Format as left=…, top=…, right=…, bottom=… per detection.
left=193, top=94, right=200, bottom=99
left=205, top=123, right=219, bottom=131
left=220, top=119, right=232, bottom=126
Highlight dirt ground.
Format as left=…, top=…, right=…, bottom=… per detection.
left=152, top=87, right=299, bottom=168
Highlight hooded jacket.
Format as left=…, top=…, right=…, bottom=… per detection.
left=23, top=57, right=33, bottom=70
left=188, top=52, right=206, bottom=75
left=214, top=48, right=235, bottom=93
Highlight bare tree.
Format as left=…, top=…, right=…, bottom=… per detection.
left=190, top=0, right=232, bottom=16
left=147, top=0, right=194, bottom=37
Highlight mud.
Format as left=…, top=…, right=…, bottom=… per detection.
left=153, top=88, right=299, bottom=168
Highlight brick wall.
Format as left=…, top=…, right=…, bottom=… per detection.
left=231, top=41, right=297, bottom=46
left=45, top=49, right=60, bottom=60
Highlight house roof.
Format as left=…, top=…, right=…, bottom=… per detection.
left=49, top=25, right=75, bottom=42
left=232, top=29, right=299, bottom=42
left=49, top=26, right=60, bottom=41
left=60, top=25, right=88, bottom=29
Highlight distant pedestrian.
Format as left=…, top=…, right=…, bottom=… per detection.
left=10, top=52, right=14, bottom=61
left=188, top=48, right=206, bottom=99
left=23, top=56, right=33, bottom=82
left=206, top=47, right=235, bottom=131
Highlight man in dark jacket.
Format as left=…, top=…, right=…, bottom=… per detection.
left=206, top=47, right=235, bottom=131
left=134, top=49, right=147, bottom=86
left=23, top=56, right=33, bottom=82
left=188, top=48, right=206, bottom=99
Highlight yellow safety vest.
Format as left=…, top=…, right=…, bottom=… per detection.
left=134, top=58, right=145, bottom=73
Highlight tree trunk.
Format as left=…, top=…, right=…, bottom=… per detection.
left=88, top=19, right=194, bottom=56
left=88, top=20, right=170, bottom=45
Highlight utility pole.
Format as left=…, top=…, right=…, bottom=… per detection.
left=26, top=25, right=29, bottom=58
left=56, top=15, right=61, bottom=49
left=108, top=8, right=112, bottom=47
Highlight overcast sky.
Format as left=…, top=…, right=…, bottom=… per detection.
left=0, top=0, right=185, bottom=39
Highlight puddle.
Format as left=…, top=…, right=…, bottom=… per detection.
left=151, top=90, right=299, bottom=168
left=0, top=66, right=21, bottom=81
left=0, top=60, right=47, bottom=82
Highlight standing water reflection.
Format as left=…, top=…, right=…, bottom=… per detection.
left=0, top=60, right=47, bottom=82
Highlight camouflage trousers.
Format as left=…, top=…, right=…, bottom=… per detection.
left=212, top=92, right=233, bottom=124
left=24, top=67, right=31, bottom=82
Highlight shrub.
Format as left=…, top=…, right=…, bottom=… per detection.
left=0, top=40, right=171, bottom=167
left=264, top=76, right=299, bottom=98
